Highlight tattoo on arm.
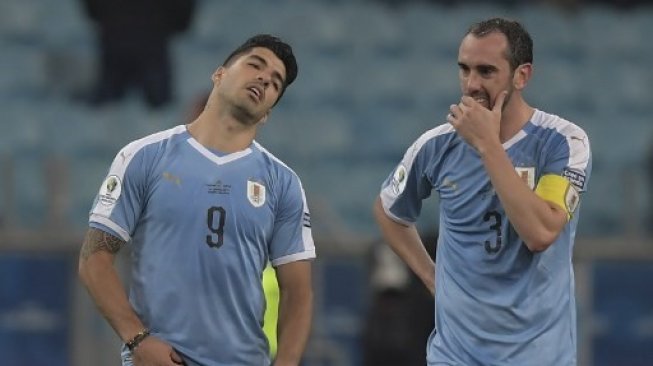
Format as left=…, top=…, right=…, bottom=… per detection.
left=80, top=228, right=125, bottom=261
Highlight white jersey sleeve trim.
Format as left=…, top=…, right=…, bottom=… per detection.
left=380, top=197, right=415, bottom=226
left=255, top=140, right=317, bottom=256
left=271, top=249, right=316, bottom=267
left=89, top=214, right=131, bottom=242
left=90, top=125, right=187, bottom=219
left=379, top=124, right=453, bottom=223
left=531, top=109, right=591, bottom=172
left=299, top=187, right=315, bottom=253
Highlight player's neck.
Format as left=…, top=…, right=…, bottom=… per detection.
left=499, top=99, right=534, bottom=143
left=186, top=112, right=257, bottom=153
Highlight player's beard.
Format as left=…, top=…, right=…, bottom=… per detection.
left=468, top=90, right=491, bottom=109
left=231, top=103, right=260, bottom=127
left=468, top=84, right=513, bottom=111
left=224, top=92, right=265, bottom=127
left=496, top=84, right=514, bottom=111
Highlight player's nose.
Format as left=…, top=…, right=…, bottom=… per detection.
left=465, top=72, right=482, bottom=92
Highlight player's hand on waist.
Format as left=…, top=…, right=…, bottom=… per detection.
left=133, top=336, right=186, bottom=366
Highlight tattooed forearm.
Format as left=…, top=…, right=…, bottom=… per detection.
left=80, top=228, right=125, bottom=261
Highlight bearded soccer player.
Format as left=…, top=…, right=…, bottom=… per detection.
left=375, top=18, right=591, bottom=366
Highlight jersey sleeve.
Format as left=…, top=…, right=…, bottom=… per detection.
left=543, top=129, right=591, bottom=192
left=536, top=127, right=591, bottom=217
left=380, top=133, right=438, bottom=225
left=269, top=174, right=316, bottom=267
left=88, top=143, right=150, bottom=242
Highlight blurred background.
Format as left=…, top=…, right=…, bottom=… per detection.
left=0, top=0, right=652, bottom=365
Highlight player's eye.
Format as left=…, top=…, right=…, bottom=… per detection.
left=478, top=66, right=494, bottom=77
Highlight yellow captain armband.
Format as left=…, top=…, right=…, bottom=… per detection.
left=534, top=174, right=580, bottom=220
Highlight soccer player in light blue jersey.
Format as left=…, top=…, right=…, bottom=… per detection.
left=374, top=18, right=591, bottom=366
left=79, top=35, right=315, bottom=366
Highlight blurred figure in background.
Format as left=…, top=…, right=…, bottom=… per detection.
left=374, top=17, right=591, bottom=365
left=362, top=232, right=436, bottom=366
left=648, top=144, right=653, bottom=233
left=80, top=0, right=195, bottom=108
left=78, top=34, right=315, bottom=365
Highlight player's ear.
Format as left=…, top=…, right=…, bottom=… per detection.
left=513, top=63, right=532, bottom=90
left=212, top=67, right=226, bottom=84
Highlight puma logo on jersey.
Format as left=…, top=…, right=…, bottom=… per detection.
left=119, top=150, right=133, bottom=163
left=163, top=172, right=181, bottom=186
left=570, top=136, right=587, bottom=146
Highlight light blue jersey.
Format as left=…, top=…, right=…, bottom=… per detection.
left=380, top=110, right=591, bottom=366
left=89, top=125, right=316, bottom=366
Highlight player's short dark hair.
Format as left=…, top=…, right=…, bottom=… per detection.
left=222, top=34, right=298, bottom=104
left=466, top=18, right=533, bottom=71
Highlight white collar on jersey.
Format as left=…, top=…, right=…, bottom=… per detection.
left=186, top=137, right=252, bottom=165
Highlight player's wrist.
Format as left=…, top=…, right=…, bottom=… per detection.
left=125, top=328, right=151, bottom=351
left=272, top=359, right=300, bottom=366
left=272, top=352, right=302, bottom=366
left=476, top=138, right=502, bottom=158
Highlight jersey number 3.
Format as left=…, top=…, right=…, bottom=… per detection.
left=484, top=210, right=502, bottom=254
left=206, top=206, right=226, bottom=249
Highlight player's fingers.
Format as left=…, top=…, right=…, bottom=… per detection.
left=451, top=103, right=466, bottom=116
left=170, top=349, right=186, bottom=365
left=492, top=91, right=508, bottom=113
left=447, top=104, right=460, bottom=124
left=448, top=104, right=459, bottom=117
left=460, top=95, right=475, bottom=107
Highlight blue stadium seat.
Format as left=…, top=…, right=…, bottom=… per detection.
left=0, top=43, right=47, bottom=99
left=257, top=105, right=355, bottom=163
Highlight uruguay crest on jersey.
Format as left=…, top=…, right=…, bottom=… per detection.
left=247, top=179, right=266, bottom=207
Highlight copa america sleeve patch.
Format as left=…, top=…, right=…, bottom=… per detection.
left=98, top=175, right=122, bottom=206
left=535, top=174, right=579, bottom=220
left=391, top=164, right=408, bottom=195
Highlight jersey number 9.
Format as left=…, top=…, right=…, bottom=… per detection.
left=206, top=206, right=227, bottom=249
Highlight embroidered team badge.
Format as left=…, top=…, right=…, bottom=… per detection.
left=247, top=179, right=266, bottom=208
left=515, top=167, right=535, bottom=190
left=565, top=185, right=580, bottom=214
left=98, top=175, right=122, bottom=206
